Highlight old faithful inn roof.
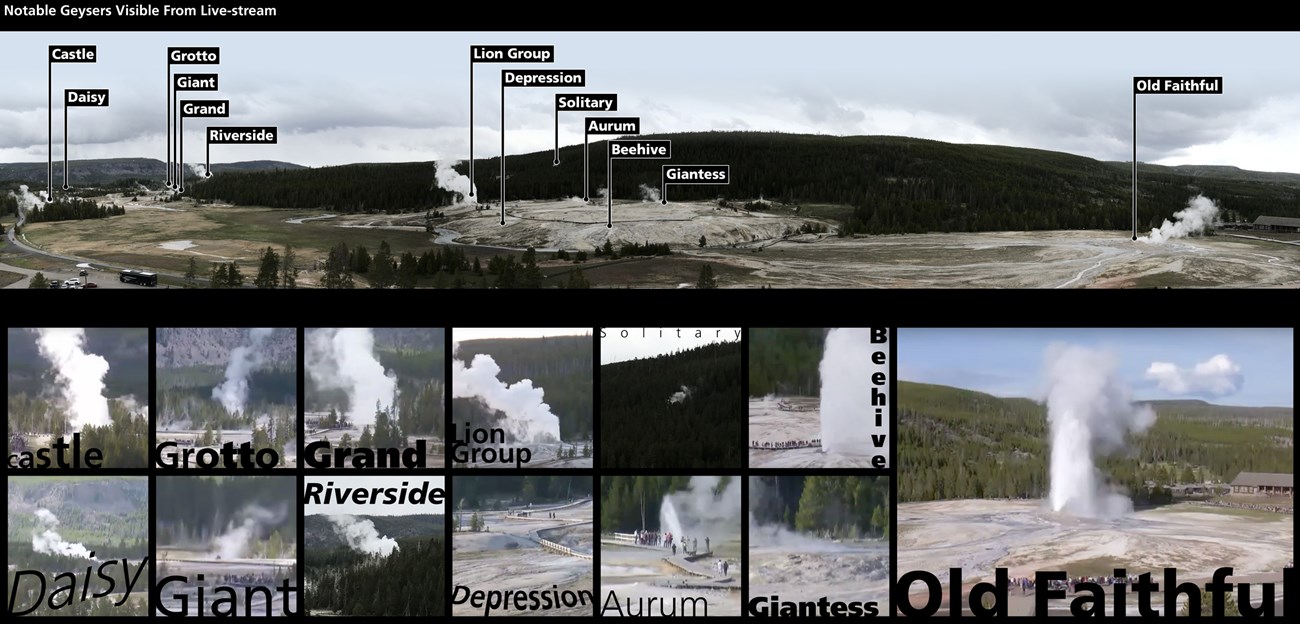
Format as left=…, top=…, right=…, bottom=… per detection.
left=1230, top=472, right=1294, bottom=488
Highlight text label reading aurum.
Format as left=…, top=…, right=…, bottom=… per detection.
left=304, top=480, right=445, bottom=506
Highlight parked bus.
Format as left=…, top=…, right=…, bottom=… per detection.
left=119, top=269, right=158, bottom=287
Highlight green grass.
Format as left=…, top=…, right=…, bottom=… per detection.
left=0, top=268, right=26, bottom=287
left=199, top=210, right=435, bottom=255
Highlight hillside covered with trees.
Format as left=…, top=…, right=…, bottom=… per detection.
left=184, top=132, right=1300, bottom=233
left=601, top=341, right=744, bottom=468
left=898, top=381, right=1294, bottom=504
left=453, top=335, right=593, bottom=441
left=455, top=475, right=591, bottom=511
left=751, top=475, right=890, bottom=539
left=748, top=328, right=826, bottom=397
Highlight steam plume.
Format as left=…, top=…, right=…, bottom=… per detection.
left=326, top=514, right=399, bottom=557
left=210, top=505, right=287, bottom=559
left=10, top=184, right=46, bottom=226
left=638, top=184, right=661, bottom=203
left=659, top=476, right=741, bottom=545
left=32, top=508, right=98, bottom=560
left=452, top=342, right=561, bottom=443
left=187, top=163, right=209, bottom=178
left=307, top=328, right=397, bottom=429
left=35, top=328, right=111, bottom=431
left=1138, top=195, right=1220, bottom=243
left=1043, top=343, right=1156, bottom=518
left=668, top=385, right=691, bottom=404
left=820, top=328, right=889, bottom=462
left=435, top=160, right=478, bottom=203
left=212, top=328, right=274, bottom=415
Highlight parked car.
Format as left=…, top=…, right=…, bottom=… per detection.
left=62, top=279, right=80, bottom=288
left=83, top=282, right=98, bottom=289
left=48, top=279, right=59, bottom=288
left=79, top=269, right=88, bottom=277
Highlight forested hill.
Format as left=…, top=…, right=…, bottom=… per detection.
left=898, top=381, right=1294, bottom=504
left=183, top=132, right=1299, bottom=233
left=454, top=335, right=593, bottom=440
left=601, top=341, right=744, bottom=469
left=0, top=157, right=302, bottom=186
left=748, top=328, right=826, bottom=397
left=304, top=514, right=444, bottom=551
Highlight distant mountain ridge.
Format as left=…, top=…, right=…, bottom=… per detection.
left=0, top=157, right=304, bottom=185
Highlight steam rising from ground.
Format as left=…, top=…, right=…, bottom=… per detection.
left=212, top=328, right=274, bottom=415
left=638, top=184, right=661, bottom=203
left=1138, top=195, right=1220, bottom=243
left=188, top=163, right=209, bottom=178
left=34, top=328, right=112, bottom=431
left=10, top=184, right=46, bottom=226
left=307, top=328, right=397, bottom=429
left=211, top=505, right=288, bottom=560
left=820, top=328, right=889, bottom=462
left=32, top=508, right=98, bottom=560
left=667, top=385, right=691, bottom=404
left=452, top=342, right=561, bottom=443
left=1043, top=344, right=1156, bottom=518
left=658, top=476, right=741, bottom=544
left=435, top=160, right=478, bottom=202
left=747, top=478, right=856, bottom=552
left=326, top=515, right=399, bottom=557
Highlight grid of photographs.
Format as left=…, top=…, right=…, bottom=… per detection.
left=7, top=326, right=1292, bottom=617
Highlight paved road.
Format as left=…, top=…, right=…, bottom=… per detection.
left=0, top=258, right=136, bottom=289
left=5, top=224, right=204, bottom=287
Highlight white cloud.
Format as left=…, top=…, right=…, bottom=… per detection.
left=1144, top=354, right=1244, bottom=397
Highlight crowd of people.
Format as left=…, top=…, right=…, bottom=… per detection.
left=203, top=573, right=290, bottom=588
left=630, top=531, right=710, bottom=557
left=750, top=439, right=821, bottom=449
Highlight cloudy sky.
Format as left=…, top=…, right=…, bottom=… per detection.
left=3, top=32, right=1299, bottom=172
left=305, top=475, right=446, bottom=515
left=454, top=328, right=590, bottom=342
left=899, top=328, right=1293, bottom=407
left=602, top=327, right=742, bottom=364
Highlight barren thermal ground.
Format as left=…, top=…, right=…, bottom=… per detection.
left=749, top=542, right=890, bottom=612
left=897, top=499, right=1293, bottom=584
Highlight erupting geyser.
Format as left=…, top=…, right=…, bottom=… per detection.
left=435, top=160, right=477, bottom=202
left=667, top=386, right=690, bottom=404
left=35, top=328, right=112, bottom=431
left=452, top=343, right=561, bottom=443
left=657, top=476, right=741, bottom=545
left=307, top=328, right=398, bottom=429
left=1138, top=195, right=1220, bottom=243
left=1043, top=344, right=1156, bottom=518
left=32, top=508, right=98, bottom=561
left=212, top=328, right=273, bottom=415
left=819, top=328, right=888, bottom=461
left=326, top=515, right=398, bottom=557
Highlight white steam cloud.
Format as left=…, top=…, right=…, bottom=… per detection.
left=35, top=328, right=112, bottom=431
left=210, top=505, right=287, bottom=560
left=435, top=160, right=478, bottom=203
left=820, top=328, right=889, bottom=462
left=1043, top=344, right=1156, bottom=519
left=10, top=184, right=46, bottom=226
left=1145, top=354, right=1243, bottom=397
left=326, top=514, right=399, bottom=557
left=638, top=184, right=661, bottom=203
left=31, top=508, right=99, bottom=560
left=1138, top=195, right=1220, bottom=243
left=595, top=187, right=608, bottom=201
left=659, top=476, right=741, bottom=548
left=188, top=163, right=209, bottom=178
left=212, top=328, right=274, bottom=415
left=452, top=342, right=561, bottom=443
left=307, top=328, right=398, bottom=429
left=667, top=385, right=691, bottom=404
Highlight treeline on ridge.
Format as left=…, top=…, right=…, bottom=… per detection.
left=748, top=328, right=826, bottom=397
left=600, top=476, right=730, bottom=532
left=601, top=341, right=744, bottom=469
left=305, top=536, right=445, bottom=616
left=185, top=132, right=1300, bottom=232
left=454, top=475, right=592, bottom=509
left=898, top=381, right=1294, bottom=504
left=751, top=476, right=890, bottom=539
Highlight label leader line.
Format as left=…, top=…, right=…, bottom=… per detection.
left=469, top=45, right=554, bottom=202
left=1131, top=76, right=1222, bottom=240
left=49, top=45, right=96, bottom=199
left=168, top=47, right=220, bottom=190
left=64, top=89, right=110, bottom=190
left=500, top=68, right=585, bottom=224
left=607, top=139, right=672, bottom=228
